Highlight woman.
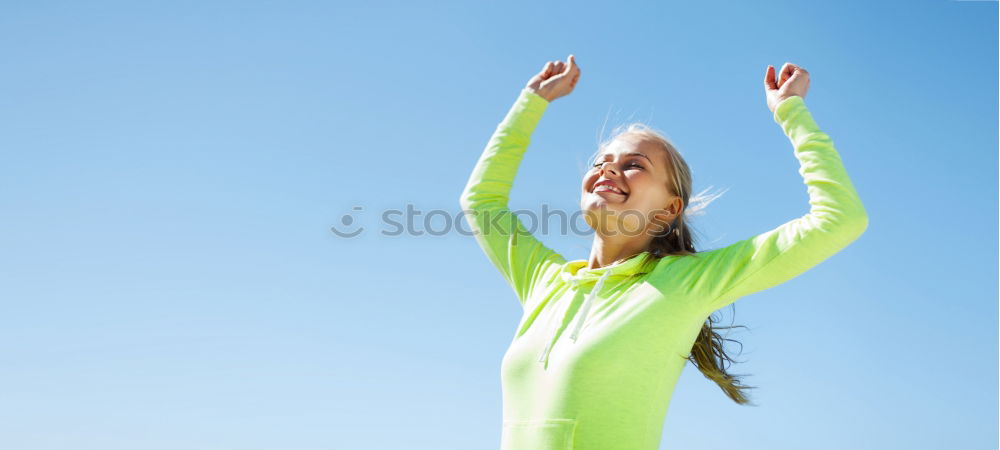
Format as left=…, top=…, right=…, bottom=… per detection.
left=459, top=54, right=868, bottom=450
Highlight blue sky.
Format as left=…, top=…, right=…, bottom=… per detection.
left=0, top=1, right=996, bottom=449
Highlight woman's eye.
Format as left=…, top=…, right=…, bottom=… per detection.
left=591, top=162, right=643, bottom=169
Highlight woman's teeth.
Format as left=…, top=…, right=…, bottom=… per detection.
left=594, top=185, right=625, bottom=194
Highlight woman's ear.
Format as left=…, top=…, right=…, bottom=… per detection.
left=652, top=198, right=683, bottom=222
left=666, top=197, right=683, bottom=217
left=657, top=203, right=677, bottom=217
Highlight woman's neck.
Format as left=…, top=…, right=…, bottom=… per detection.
left=587, top=234, right=653, bottom=269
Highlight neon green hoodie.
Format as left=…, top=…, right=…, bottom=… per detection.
left=459, top=87, right=868, bottom=450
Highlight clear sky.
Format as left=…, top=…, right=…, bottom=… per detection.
left=0, top=1, right=997, bottom=449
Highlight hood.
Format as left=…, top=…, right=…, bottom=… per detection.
left=537, top=251, right=655, bottom=368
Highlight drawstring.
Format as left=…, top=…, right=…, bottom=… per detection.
left=569, top=268, right=613, bottom=341
left=537, top=267, right=615, bottom=366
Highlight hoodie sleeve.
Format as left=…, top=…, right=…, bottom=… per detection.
left=459, top=88, right=567, bottom=307
left=669, top=95, right=869, bottom=316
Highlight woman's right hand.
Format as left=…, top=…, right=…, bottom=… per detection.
left=525, top=54, right=581, bottom=102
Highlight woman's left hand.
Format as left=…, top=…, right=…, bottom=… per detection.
left=764, top=62, right=810, bottom=113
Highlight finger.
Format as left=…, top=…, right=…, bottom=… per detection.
left=568, top=54, right=579, bottom=73
left=764, top=65, right=777, bottom=90
left=543, top=61, right=554, bottom=76
left=793, top=66, right=809, bottom=80
left=787, top=67, right=805, bottom=83
left=554, top=61, right=566, bottom=74
left=787, top=67, right=810, bottom=93
left=778, top=62, right=795, bottom=87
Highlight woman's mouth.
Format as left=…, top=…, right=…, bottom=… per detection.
left=592, top=182, right=628, bottom=199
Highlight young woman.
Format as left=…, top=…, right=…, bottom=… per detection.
left=459, top=54, right=868, bottom=450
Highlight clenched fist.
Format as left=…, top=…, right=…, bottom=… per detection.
left=525, top=54, right=581, bottom=103
left=765, top=62, right=810, bottom=113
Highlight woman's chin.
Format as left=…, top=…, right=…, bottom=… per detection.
left=582, top=204, right=630, bottom=218
left=582, top=193, right=628, bottom=210
left=581, top=203, right=609, bottom=216
left=581, top=203, right=623, bottom=231
left=591, top=190, right=628, bottom=203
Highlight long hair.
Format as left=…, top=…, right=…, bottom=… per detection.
left=591, top=122, right=758, bottom=405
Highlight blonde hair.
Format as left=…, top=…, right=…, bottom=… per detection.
left=590, top=121, right=758, bottom=405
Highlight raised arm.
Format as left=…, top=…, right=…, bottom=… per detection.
left=668, top=63, right=869, bottom=316
left=459, top=56, right=582, bottom=308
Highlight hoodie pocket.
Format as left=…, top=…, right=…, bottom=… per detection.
left=501, top=418, right=577, bottom=450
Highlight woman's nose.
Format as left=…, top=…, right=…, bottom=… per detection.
left=599, top=162, right=619, bottom=176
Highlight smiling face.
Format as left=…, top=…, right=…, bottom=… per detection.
left=580, top=134, right=681, bottom=237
